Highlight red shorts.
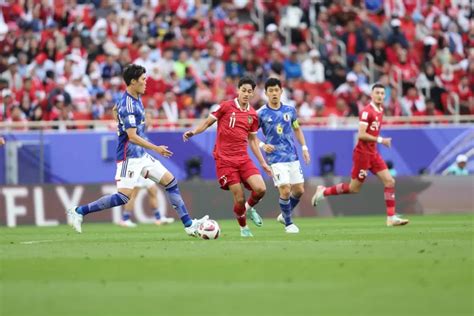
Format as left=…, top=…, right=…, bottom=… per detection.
left=215, top=158, right=261, bottom=190
left=351, top=151, right=387, bottom=182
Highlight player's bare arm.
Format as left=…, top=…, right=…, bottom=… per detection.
left=248, top=133, right=272, bottom=177
left=0, top=137, right=5, bottom=146
left=183, top=116, right=217, bottom=141
left=357, top=124, right=391, bottom=148
left=293, top=124, right=310, bottom=165
left=255, top=137, right=275, bottom=153
left=126, top=127, right=173, bottom=157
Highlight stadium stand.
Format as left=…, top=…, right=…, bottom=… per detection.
left=0, top=0, right=472, bottom=129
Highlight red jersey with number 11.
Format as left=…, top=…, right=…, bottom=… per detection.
left=354, top=103, right=384, bottom=155
left=210, top=98, right=259, bottom=163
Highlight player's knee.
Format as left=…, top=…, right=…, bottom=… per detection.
left=349, top=185, right=360, bottom=193
left=292, top=187, right=304, bottom=198
left=234, top=196, right=246, bottom=206
left=385, top=177, right=395, bottom=188
left=279, top=185, right=291, bottom=199
left=254, top=186, right=266, bottom=198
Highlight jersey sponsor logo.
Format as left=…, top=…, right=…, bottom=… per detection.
left=247, top=115, right=253, bottom=125
left=283, top=113, right=291, bottom=122
left=128, top=115, right=136, bottom=126
left=229, top=112, right=236, bottom=128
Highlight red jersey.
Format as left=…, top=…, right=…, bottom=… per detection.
left=210, top=98, right=259, bottom=163
left=355, top=103, right=384, bottom=155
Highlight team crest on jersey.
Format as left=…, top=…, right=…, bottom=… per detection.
left=248, top=116, right=253, bottom=125
left=283, top=113, right=291, bottom=122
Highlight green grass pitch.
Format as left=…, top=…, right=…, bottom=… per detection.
left=1, top=214, right=472, bottom=316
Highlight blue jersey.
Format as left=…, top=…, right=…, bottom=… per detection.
left=116, top=92, right=146, bottom=161
left=257, top=103, right=299, bottom=164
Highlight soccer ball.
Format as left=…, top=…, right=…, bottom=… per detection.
left=198, top=219, right=220, bottom=240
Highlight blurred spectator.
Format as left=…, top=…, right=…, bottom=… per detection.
left=1, top=56, right=22, bottom=90
left=161, top=92, right=179, bottom=124
left=442, top=154, right=469, bottom=176
left=341, top=20, right=367, bottom=65
left=225, top=51, right=244, bottom=78
left=65, top=74, right=92, bottom=114
left=101, top=54, right=122, bottom=79
left=302, top=50, right=324, bottom=83
left=387, top=18, right=409, bottom=49
left=401, top=87, right=426, bottom=116
left=283, top=50, right=302, bottom=80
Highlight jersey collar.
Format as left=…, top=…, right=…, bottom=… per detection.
left=234, top=98, right=250, bottom=112
left=266, top=102, right=282, bottom=111
left=370, top=102, right=383, bottom=113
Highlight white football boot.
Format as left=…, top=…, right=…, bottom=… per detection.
left=119, top=219, right=138, bottom=228
left=277, top=214, right=300, bottom=233
left=387, top=215, right=409, bottom=227
left=66, top=206, right=83, bottom=233
left=155, top=213, right=176, bottom=225
left=184, top=215, right=209, bottom=237
left=284, top=224, right=300, bottom=234
left=311, top=185, right=326, bottom=207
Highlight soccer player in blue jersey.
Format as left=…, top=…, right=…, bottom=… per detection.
left=66, top=64, right=207, bottom=236
left=257, top=78, right=311, bottom=233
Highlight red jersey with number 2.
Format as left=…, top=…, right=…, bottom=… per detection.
left=354, top=103, right=384, bottom=155
left=210, top=98, right=259, bottom=163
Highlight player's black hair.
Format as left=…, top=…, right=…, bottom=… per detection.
left=238, top=76, right=256, bottom=89
left=123, top=64, right=146, bottom=86
left=264, top=77, right=282, bottom=90
left=371, top=83, right=385, bottom=91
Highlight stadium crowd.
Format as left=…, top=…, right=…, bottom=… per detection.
left=0, top=0, right=472, bottom=129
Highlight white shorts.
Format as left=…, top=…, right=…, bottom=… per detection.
left=136, top=176, right=156, bottom=189
left=115, top=153, right=168, bottom=189
left=270, top=161, right=304, bottom=187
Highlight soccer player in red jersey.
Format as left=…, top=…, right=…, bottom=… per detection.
left=311, top=84, right=409, bottom=226
left=183, top=77, right=272, bottom=237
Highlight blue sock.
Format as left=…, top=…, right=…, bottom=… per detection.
left=154, top=210, right=161, bottom=220
left=164, top=178, right=192, bottom=227
left=290, top=194, right=300, bottom=210
left=279, top=197, right=292, bottom=226
left=76, top=192, right=129, bottom=216
left=122, top=212, right=131, bottom=221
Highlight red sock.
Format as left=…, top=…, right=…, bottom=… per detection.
left=246, top=191, right=263, bottom=208
left=323, top=183, right=350, bottom=196
left=233, top=203, right=246, bottom=227
left=384, top=187, right=396, bottom=216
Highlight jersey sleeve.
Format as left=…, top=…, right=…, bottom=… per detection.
left=119, top=100, right=138, bottom=129
left=291, top=107, right=300, bottom=129
left=359, top=109, right=371, bottom=126
left=210, top=102, right=226, bottom=121
left=250, top=112, right=259, bottom=133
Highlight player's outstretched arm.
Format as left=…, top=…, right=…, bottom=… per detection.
left=0, top=137, right=5, bottom=146
left=293, top=125, right=310, bottom=165
left=249, top=133, right=272, bottom=177
left=357, top=124, right=392, bottom=148
left=126, top=127, right=173, bottom=158
left=183, top=116, right=217, bottom=141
